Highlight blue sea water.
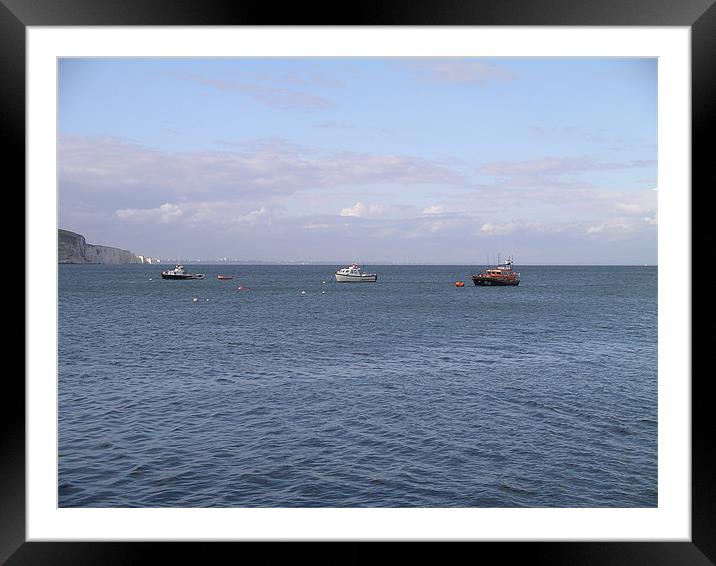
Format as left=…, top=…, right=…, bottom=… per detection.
left=58, top=264, right=657, bottom=507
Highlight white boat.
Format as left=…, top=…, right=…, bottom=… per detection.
left=160, top=264, right=205, bottom=280
left=334, top=263, right=377, bottom=282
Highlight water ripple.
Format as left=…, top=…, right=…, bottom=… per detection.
left=59, top=264, right=657, bottom=507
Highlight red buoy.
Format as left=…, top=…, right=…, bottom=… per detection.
left=455, top=281, right=465, bottom=287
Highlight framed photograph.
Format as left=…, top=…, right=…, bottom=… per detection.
left=12, top=0, right=708, bottom=563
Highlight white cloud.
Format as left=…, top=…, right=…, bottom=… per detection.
left=480, top=222, right=518, bottom=236
left=479, top=156, right=657, bottom=177
left=339, top=202, right=386, bottom=218
left=477, top=220, right=570, bottom=238
left=422, top=205, right=446, bottom=215
left=303, top=222, right=335, bottom=231
left=586, top=222, right=633, bottom=235
left=115, top=203, right=183, bottom=224
left=115, top=201, right=275, bottom=229
left=245, top=206, right=270, bottom=225
left=60, top=135, right=466, bottom=208
left=585, top=215, right=655, bottom=238
left=615, top=202, right=648, bottom=215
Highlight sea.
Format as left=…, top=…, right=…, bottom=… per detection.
left=58, top=264, right=657, bottom=508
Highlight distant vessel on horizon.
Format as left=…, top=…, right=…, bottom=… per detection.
left=335, top=263, right=378, bottom=282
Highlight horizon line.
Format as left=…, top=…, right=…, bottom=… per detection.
left=92, top=261, right=658, bottom=266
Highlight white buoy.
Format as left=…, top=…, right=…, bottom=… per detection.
left=149, top=278, right=153, bottom=281
left=206, top=299, right=210, bottom=302
left=192, top=297, right=198, bottom=303
left=301, top=291, right=306, bottom=294
left=321, top=291, right=326, bottom=294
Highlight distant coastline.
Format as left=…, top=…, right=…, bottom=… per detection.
left=91, top=260, right=657, bottom=267
left=57, top=229, right=656, bottom=266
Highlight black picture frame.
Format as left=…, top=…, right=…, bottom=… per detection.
left=10, top=1, right=709, bottom=563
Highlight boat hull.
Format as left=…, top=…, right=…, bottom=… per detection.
left=471, top=277, right=519, bottom=286
left=161, top=273, right=205, bottom=280
left=335, top=273, right=377, bottom=282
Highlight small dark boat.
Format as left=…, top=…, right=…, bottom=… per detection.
left=160, top=265, right=205, bottom=280
left=471, top=258, right=520, bottom=286
left=217, top=275, right=233, bottom=280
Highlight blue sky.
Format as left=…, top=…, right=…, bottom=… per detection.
left=58, top=58, right=657, bottom=264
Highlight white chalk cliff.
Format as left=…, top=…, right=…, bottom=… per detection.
left=58, top=229, right=139, bottom=264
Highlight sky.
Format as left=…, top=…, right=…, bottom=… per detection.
left=58, top=58, right=657, bottom=264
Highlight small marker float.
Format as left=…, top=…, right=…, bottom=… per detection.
left=455, top=281, right=465, bottom=287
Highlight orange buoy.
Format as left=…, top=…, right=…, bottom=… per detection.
left=455, top=281, right=465, bottom=287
